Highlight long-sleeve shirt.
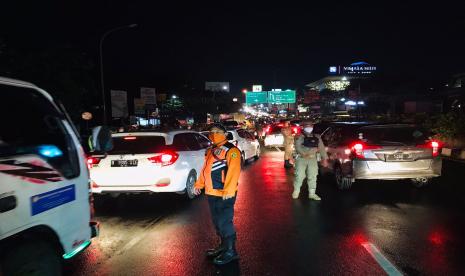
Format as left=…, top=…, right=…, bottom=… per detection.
left=294, top=134, right=328, bottom=160
left=194, top=141, right=241, bottom=197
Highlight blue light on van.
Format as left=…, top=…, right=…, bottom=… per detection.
left=38, top=145, right=63, bottom=158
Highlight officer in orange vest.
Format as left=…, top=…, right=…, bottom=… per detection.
left=193, top=123, right=241, bottom=265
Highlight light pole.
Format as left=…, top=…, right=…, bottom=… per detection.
left=99, top=23, right=137, bottom=125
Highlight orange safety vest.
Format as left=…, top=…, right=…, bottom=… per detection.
left=194, top=141, right=241, bottom=197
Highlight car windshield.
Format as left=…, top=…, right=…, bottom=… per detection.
left=360, top=126, right=429, bottom=146
left=109, top=136, right=166, bottom=154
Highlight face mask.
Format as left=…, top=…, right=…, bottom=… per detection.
left=304, top=127, right=313, bottom=134
left=209, top=133, right=226, bottom=144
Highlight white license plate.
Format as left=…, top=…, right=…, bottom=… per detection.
left=111, top=160, right=138, bottom=167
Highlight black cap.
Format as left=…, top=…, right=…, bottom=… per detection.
left=207, top=123, right=227, bottom=133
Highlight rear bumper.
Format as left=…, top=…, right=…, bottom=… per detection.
left=352, top=158, right=442, bottom=180
left=91, top=178, right=186, bottom=194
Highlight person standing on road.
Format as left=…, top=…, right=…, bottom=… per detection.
left=193, top=123, right=242, bottom=265
left=293, top=122, right=328, bottom=200
left=281, top=120, right=294, bottom=169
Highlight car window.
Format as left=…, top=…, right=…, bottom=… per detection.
left=237, top=130, right=248, bottom=139
left=270, top=126, right=283, bottom=134
left=360, top=125, right=428, bottom=146
left=245, top=131, right=255, bottom=140
left=321, top=127, right=333, bottom=145
left=0, top=84, right=80, bottom=179
left=172, top=133, right=201, bottom=151
left=195, top=134, right=211, bottom=149
left=109, top=136, right=166, bottom=154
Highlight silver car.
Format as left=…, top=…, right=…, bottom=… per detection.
left=320, top=123, right=442, bottom=189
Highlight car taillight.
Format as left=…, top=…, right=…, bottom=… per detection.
left=350, top=142, right=381, bottom=159
left=147, top=151, right=179, bottom=166
left=292, top=126, right=300, bottom=135
left=265, top=126, right=271, bottom=134
left=417, top=140, right=441, bottom=157
left=87, top=157, right=101, bottom=169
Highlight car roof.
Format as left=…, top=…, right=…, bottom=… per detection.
left=0, top=76, right=54, bottom=102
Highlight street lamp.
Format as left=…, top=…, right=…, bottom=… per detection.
left=99, top=23, right=137, bottom=124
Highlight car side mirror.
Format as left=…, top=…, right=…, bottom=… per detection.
left=90, top=126, right=113, bottom=152
left=226, top=133, right=234, bottom=140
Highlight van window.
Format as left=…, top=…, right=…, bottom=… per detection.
left=0, top=84, right=80, bottom=179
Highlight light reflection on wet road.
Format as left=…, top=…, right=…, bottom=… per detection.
left=65, top=150, right=465, bottom=275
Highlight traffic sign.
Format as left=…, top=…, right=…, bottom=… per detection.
left=246, top=91, right=267, bottom=104
left=268, top=90, right=296, bottom=104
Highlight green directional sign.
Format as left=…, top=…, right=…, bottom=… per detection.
left=268, top=90, right=296, bottom=104
left=246, top=91, right=267, bottom=104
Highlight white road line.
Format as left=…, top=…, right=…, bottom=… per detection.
left=361, top=242, right=403, bottom=276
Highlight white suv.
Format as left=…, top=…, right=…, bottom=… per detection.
left=89, top=130, right=211, bottom=198
left=0, top=77, right=104, bottom=275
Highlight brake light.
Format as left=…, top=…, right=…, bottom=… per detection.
left=417, top=140, right=441, bottom=157
left=292, top=126, right=300, bottom=135
left=265, top=126, right=271, bottom=134
left=124, top=136, right=137, bottom=140
left=350, top=142, right=381, bottom=159
left=148, top=151, right=179, bottom=166
left=87, top=157, right=100, bottom=169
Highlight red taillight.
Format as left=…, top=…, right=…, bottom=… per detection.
left=124, top=136, right=137, bottom=140
left=292, top=126, right=300, bottom=135
left=148, top=151, right=179, bottom=166
left=350, top=142, right=381, bottom=159
left=265, top=126, right=271, bottom=134
left=417, top=140, right=441, bottom=157
left=87, top=157, right=100, bottom=169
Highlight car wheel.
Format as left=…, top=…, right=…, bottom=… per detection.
left=2, top=240, right=62, bottom=276
left=254, top=145, right=261, bottom=160
left=186, top=170, right=197, bottom=199
left=335, top=165, right=353, bottom=190
left=411, top=177, right=432, bottom=188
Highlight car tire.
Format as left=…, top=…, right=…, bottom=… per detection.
left=2, top=240, right=62, bottom=276
left=411, top=177, right=432, bottom=188
left=334, top=165, right=353, bottom=190
left=186, top=170, right=197, bottom=199
left=254, top=145, right=261, bottom=160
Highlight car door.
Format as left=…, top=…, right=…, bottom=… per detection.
left=237, top=130, right=252, bottom=159
left=245, top=131, right=259, bottom=157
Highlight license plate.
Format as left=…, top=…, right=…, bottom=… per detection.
left=111, top=160, right=138, bottom=167
left=386, top=153, right=411, bottom=161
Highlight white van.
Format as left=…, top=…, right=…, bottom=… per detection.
left=0, top=77, right=110, bottom=275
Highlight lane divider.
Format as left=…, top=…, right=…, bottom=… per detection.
left=361, top=242, right=403, bottom=276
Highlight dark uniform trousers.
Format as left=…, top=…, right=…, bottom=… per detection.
left=207, top=195, right=236, bottom=239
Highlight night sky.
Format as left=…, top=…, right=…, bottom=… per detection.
left=2, top=2, right=465, bottom=93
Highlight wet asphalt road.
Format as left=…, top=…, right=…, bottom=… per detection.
left=65, top=149, right=465, bottom=276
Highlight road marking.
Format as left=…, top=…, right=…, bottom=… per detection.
left=361, top=242, right=403, bottom=276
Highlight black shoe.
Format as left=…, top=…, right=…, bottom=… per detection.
left=213, top=235, right=239, bottom=265
left=206, top=237, right=225, bottom=258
